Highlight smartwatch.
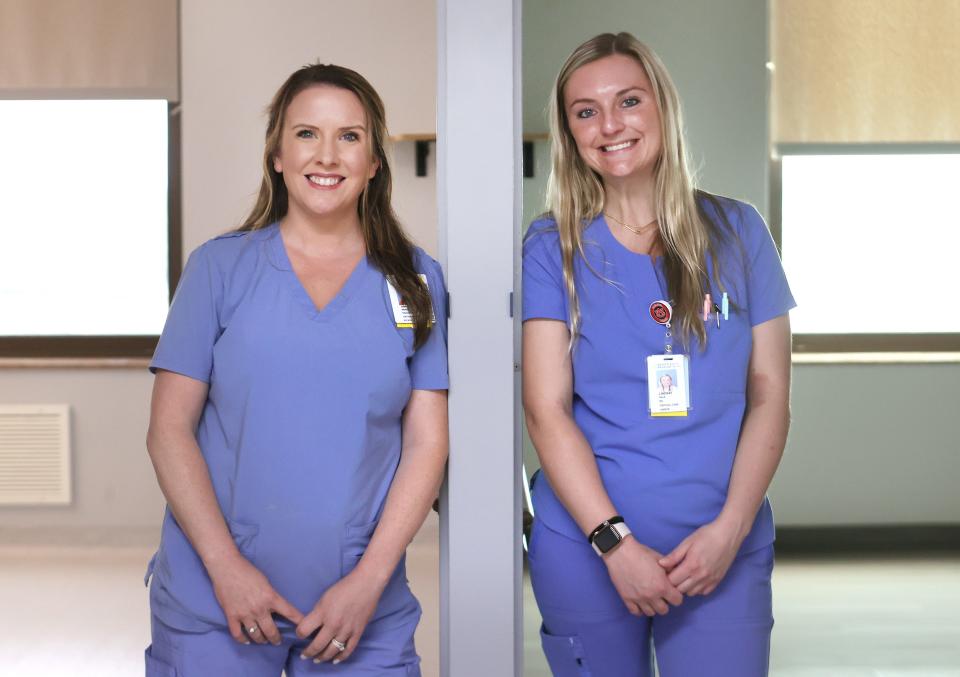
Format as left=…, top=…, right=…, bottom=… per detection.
left=588, top=516, right=632, bottom=556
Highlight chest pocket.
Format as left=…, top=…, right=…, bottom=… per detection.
left=696, top=293, right=751, bottom=395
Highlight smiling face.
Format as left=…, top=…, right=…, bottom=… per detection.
left=659, top=374, right=673, bottom=391
left=272, top=84, right=379, bottom=226
left=563, top=54, right=662, bottom=186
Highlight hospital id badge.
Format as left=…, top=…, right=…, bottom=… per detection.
left=646, top=354, right=691, bottom=417
left=387, top=274, right=435, bottom=328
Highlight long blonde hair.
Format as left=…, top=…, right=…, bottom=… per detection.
left=546, top=32, right=734, bottom=347
left=239, top=63, right=433, bottom=348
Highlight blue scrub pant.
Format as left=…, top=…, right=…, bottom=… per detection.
left=145, top=602, right=421, bottom=676
left=528, top=518, right=774, bottom=677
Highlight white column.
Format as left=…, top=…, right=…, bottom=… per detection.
left=437, top=1, right=523, bottom=675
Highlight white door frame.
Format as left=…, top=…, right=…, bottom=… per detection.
left=437, top=1, right=523, bottom=675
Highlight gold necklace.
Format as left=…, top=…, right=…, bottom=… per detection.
left=604, top=211, right=657, bottom=236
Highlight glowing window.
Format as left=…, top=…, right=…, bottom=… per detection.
left=0, top=100, right=169, bottom=337
left=780, top=152, right=960, bottom=336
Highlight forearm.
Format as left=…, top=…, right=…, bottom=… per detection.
left=147, top=428, right=239, bottom=573
left=527, top=408, right=618, bottom=537
left=718, top=397, right=790, bottom=540
left=355, top=410, right=448, bottom=588
left=523, top=320, right=618, bottom=539
left=716, top=314, right=793, bottom=541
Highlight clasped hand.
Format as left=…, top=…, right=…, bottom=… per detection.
left=295, top=569, right=384, bottom=665
left=210, top=553, right=383, bottom=665
left=605, top=519, right=742, bottom=617
left=208, top=553, right=303, bottom=645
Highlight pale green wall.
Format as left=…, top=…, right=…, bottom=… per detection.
left=522, top=0, right=769, bottom=216
left=773, top=363, right=960, bottom=525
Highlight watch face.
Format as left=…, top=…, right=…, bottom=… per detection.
left=593, top=526, right=622, bottom=553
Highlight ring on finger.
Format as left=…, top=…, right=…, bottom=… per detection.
left=330, top=637, right=347, bottom=652
left=247, top=625, right=259, bottom=635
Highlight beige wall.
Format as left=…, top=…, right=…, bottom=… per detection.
left=0, top=0, right=437, bottom=542
left=180, top=0, right=437, bottom=252
left=773, top=0, right=960, bottom=143
left=0, top=0, right=178, bottom=99
left=0, top=369, right=160, bottom=543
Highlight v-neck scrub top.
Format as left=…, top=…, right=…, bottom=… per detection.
left=146, top=223, right=448, bottom=631
left=522, top=197, right=795, bottom=557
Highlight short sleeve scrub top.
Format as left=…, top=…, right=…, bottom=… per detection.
left=145, top=223, right=449, bottom=631
left=522, top=198, right=795, bottom=556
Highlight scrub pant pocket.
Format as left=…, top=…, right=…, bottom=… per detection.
left=144, top=645, right=178, bottom=677
left=540, top=626, right=592, bottom=677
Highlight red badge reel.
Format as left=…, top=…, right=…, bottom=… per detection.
left=649, top=300, right=673, bottom=325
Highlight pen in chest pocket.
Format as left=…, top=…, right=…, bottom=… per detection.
left=703, top=292, right=723, bottom=328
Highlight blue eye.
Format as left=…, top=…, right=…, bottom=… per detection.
left=622, top=97, right=640, bottom=107
left=575, top=108, right=595, bottom=119
left=341, top=131, right=360, bottom=142
left=295, top=129, right=315, bottom=139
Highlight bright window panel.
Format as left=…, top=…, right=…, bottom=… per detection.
left=0, top=100, right=168, bottom=336
left=781, top=153, right=960, bottom=334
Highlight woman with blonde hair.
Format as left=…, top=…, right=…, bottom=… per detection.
left=144, top=63, right=448, bottom=675
left=523, top=32, right=793, bottom=675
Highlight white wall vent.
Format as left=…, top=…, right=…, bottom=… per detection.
left=0, top=405, right=71, bottom=505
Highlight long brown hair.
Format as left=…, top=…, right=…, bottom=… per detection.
left=546, top=32, right=735, bottom=348
left=239, top=63, right=433, bottom=348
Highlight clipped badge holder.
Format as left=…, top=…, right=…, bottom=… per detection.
left=646, top=300, right=691, bottom=418
left=387, top=274, right=435, bottom=328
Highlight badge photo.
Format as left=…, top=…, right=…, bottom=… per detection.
left=646, top=353, right=691, bottom=417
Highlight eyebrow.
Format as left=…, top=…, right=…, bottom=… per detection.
left=291, top=123, right=367, bottom=133
left=568, top=86, right=647, bottom=108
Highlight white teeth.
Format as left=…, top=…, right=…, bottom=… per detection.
left=308, top=175, right=341, bottom=186
left=603, top=140, right=635, bottom=152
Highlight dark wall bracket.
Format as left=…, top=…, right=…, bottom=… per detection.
left=395, top=134, right=546, bottom=178
left=415, top=140, right=431, bottom=177
left=522, top=140, right=535, bottom=178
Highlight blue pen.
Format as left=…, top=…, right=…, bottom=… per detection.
left=721, top=292, right=729, bottom=321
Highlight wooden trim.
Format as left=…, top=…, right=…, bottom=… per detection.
left=777, top=142, right=960, bottom=155
left=793, top=352, right=960, bottom=364
left=0, top=357, right=150, bottom=369
left=168, top=102, right=183, bottom=299
left=768, top=153, right=783, bottom=251
left=0, top=336, right=158, bottom=359
left=793, top=334, right=960, bottom=353
left=391, top=133, right=436, bottom=142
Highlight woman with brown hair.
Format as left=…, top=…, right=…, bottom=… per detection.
left=144, top=63, right=448, bottom=676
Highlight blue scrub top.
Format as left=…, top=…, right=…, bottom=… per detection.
left=147, top=223, right=448, bottom=630
left=522, top=197, right=795, bottom=556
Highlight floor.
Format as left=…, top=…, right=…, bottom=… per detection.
left=1, top=532, right=958, bottom=676
left=0, top=514, right=440, bottom=677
